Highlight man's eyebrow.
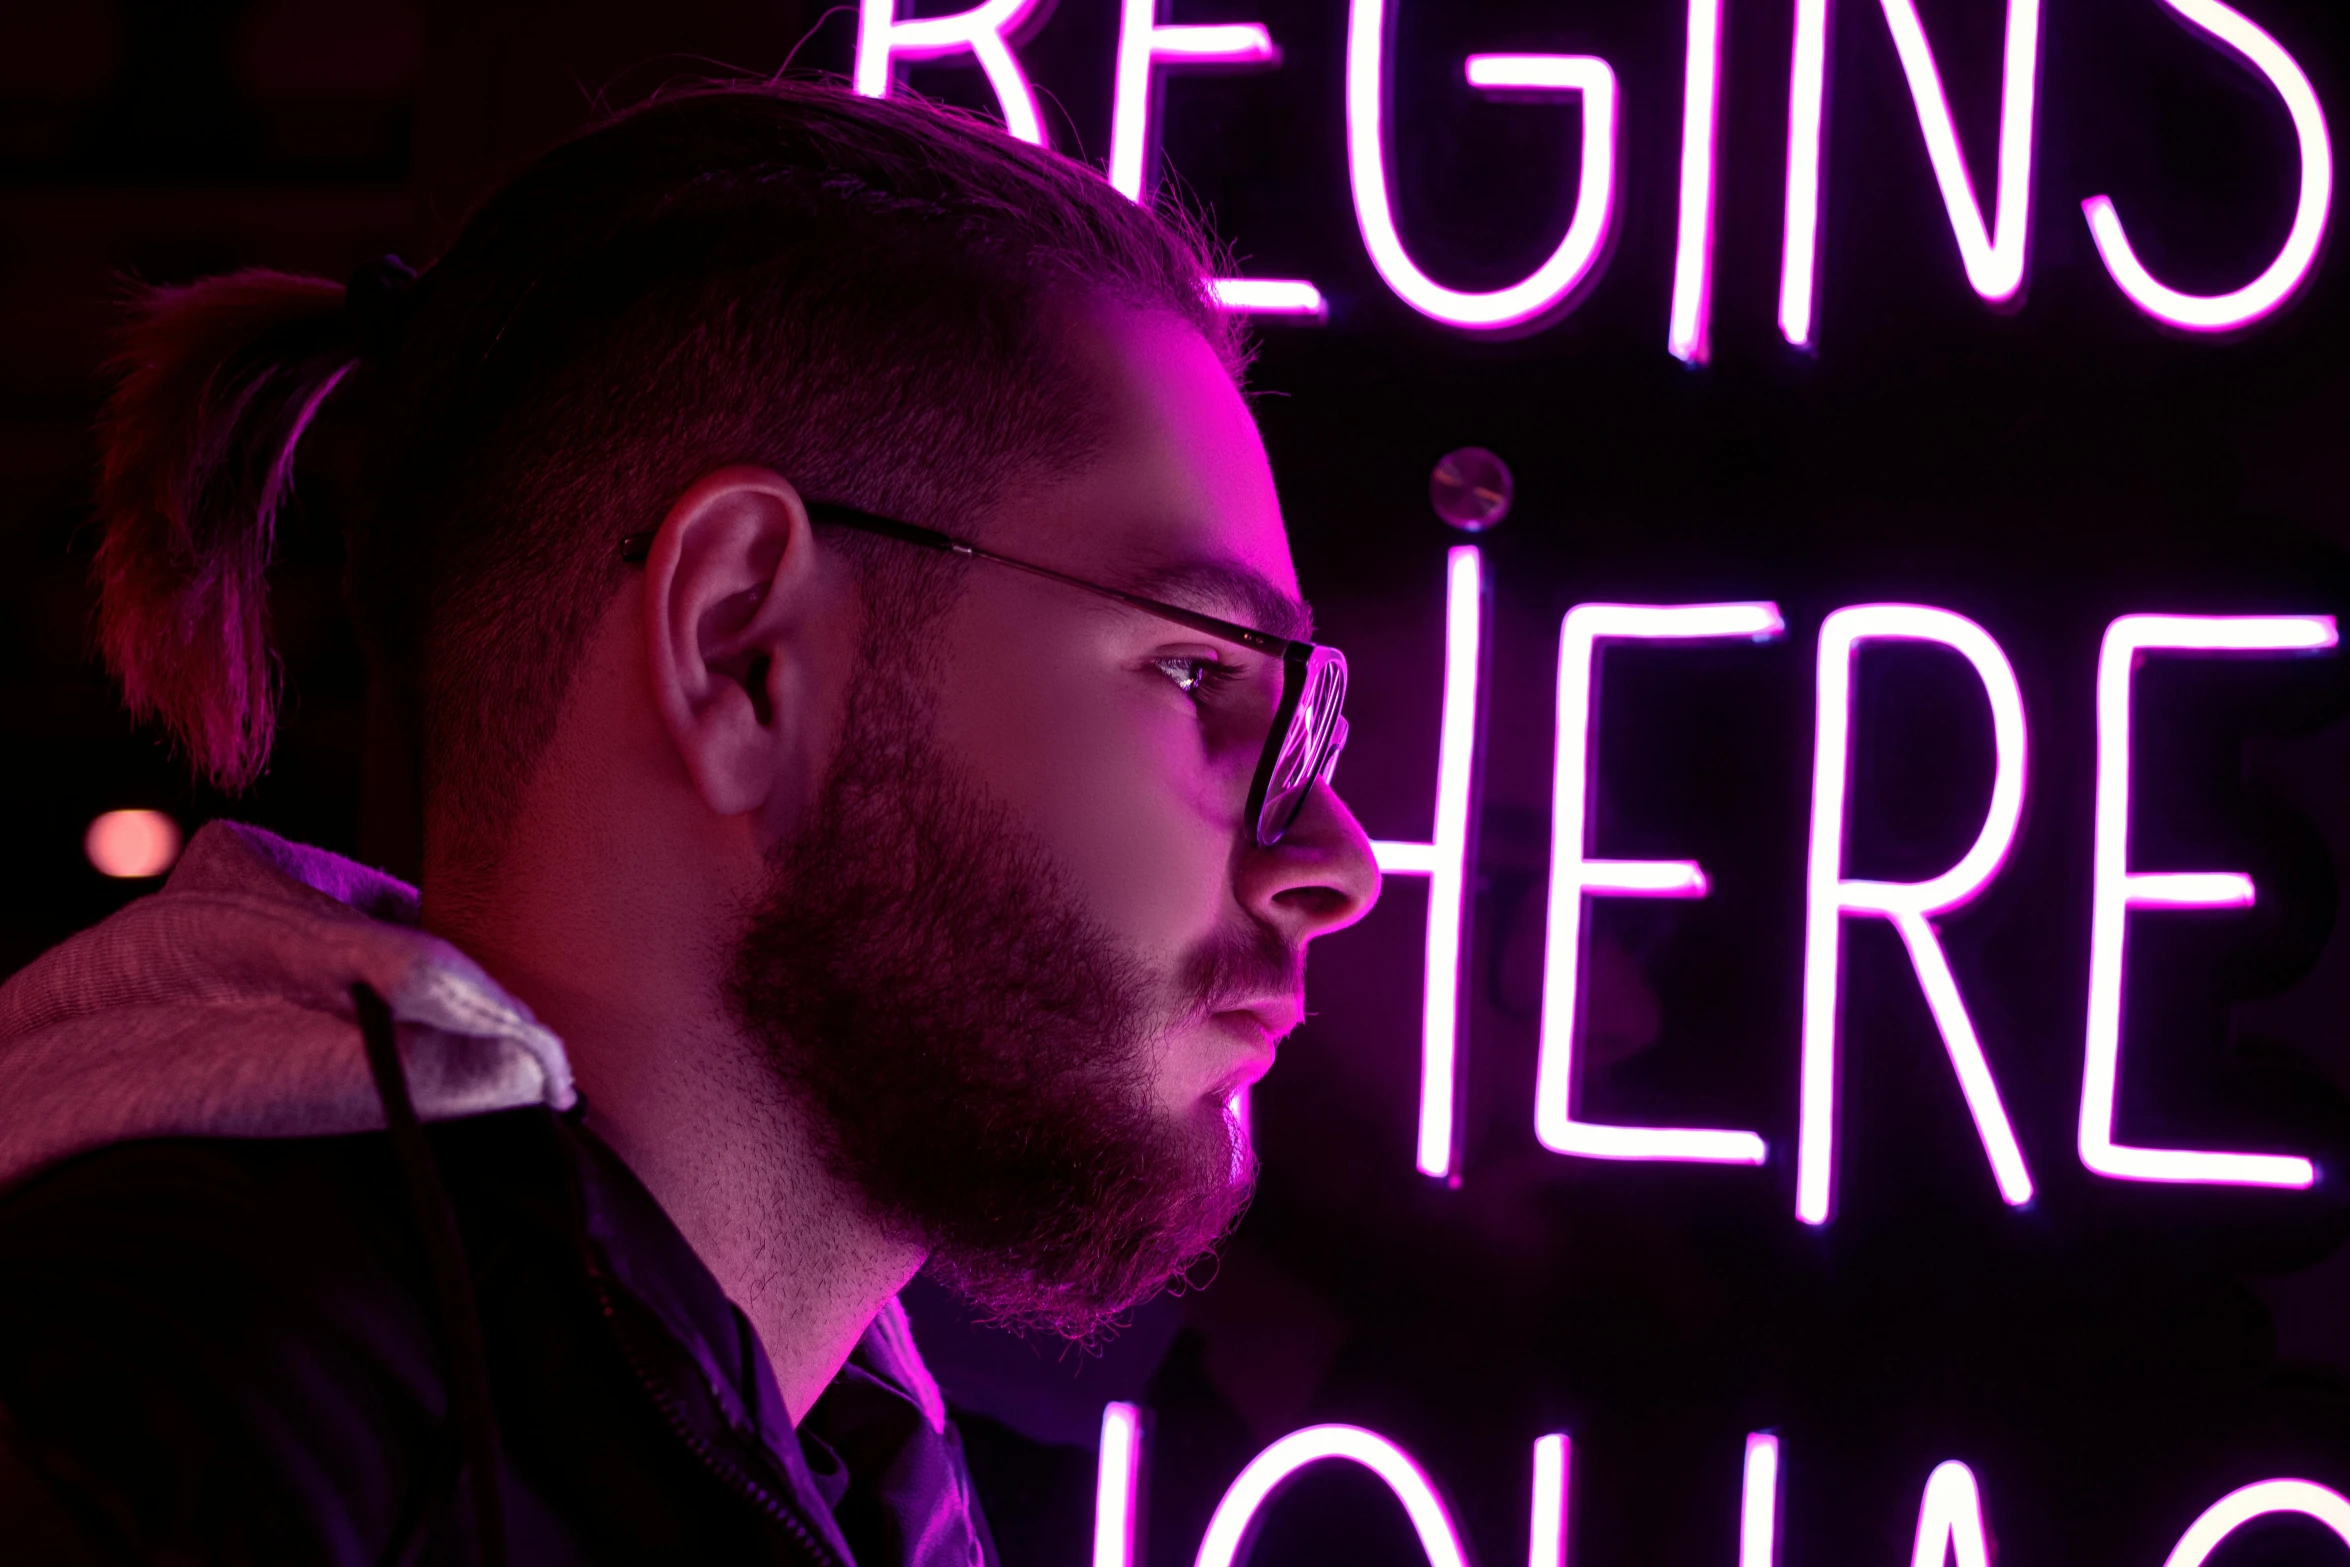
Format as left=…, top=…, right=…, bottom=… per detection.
left=1122, top=559, right=1316, bottom=643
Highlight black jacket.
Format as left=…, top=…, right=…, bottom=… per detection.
left=0, top=1105, right=998, bottom=1566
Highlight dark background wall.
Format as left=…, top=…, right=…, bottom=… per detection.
left=8, top=3, right=2350, bottom=1565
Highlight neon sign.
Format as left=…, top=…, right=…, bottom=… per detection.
left=1536, top=602, right=1781, bottom=1169
left=852, top=0, right=2335, bottom=347
left=1797, top=606, right=2036, bottom=1225
left=1370, top=547, right=1485, bottom=1182
left=1780, top=0, right=2043, bottom=347
left=1368, top=564, right=2337, bottom=1218
left=1093, top=1411, right=2350, bottom=1567
left=2079, top=614, right=2338, bottom=1187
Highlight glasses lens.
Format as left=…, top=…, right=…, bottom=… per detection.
left=1256, top=649, right=1348, bottom=846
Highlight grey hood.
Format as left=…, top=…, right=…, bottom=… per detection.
left=0, top=819, right=576, bottom=1191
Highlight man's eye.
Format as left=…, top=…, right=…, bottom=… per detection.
left=1152, top=656, right=1229, bottom=697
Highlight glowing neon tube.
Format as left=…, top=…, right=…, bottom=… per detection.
left=2083, top=0, right=2332, bottom=332
left=1193, top=1425, right=1473, bottom=1567
left=1094, top=1402, right=1145, bottom=1567
left=1372, top=548, right=1485, bottom=1181
left=1537, top=602, right=1783, bottom=1166
left=1529, top=1434, right=1570, bottom=1567
left=1909, top=1461, right=1992, bottom=1567
left=2161, top=1478, right=2350, bottom=1567
left=2080, top=613, right=2335, bottom=1187
left=854, top=0, right=1054, bottom=146
left=1781, top=0, right=2042, bottom=346
left=1740, top=1434, right=1781, bottom=1567
left=1668, top=0, right=1728, bottom=363
left=1346, top=0, right=1618, bottom=330
left=1798, top=606, right=2035, bottom=1225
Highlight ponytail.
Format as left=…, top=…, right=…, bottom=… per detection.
left=93, top=271, right=357, bottom=791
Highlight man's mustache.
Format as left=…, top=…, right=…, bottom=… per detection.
left=1177, top=921, right=1305, bottom=1030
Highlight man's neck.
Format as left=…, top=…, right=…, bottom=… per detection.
left=428, top=863, right=923, bottom=1423
left=577, top=1035, right=926, bottom=1422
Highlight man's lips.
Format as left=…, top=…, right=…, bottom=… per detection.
left=1207, top=997, right=1304, bottom=1089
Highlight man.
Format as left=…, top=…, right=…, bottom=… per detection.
left=0, top=82, right=1377, bottom=1564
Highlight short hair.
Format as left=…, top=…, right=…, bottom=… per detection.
left=92, top=80, right=1241, bottom=872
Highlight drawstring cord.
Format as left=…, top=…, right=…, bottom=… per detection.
left=353, top=983, right=509, bottom=1567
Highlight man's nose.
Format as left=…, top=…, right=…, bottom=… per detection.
left=1234, top=780, right=1381, bottom=943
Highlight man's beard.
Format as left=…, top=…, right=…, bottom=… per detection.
left=725, top=651, right=1260, bottom=1340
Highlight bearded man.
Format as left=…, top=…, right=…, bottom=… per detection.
left=0, top=82, right=1376, bottom=1565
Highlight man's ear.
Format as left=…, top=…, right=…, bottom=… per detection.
left=641, top=465, right=840, bottom=824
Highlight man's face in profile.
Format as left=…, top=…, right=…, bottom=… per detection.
left=728, top=307, right=1380, bottom=1338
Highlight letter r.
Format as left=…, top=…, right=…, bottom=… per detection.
left=856, top=0, right=1054, bottom=146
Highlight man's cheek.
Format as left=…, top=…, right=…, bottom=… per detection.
left=1075, top=771, right=1231, bottom=957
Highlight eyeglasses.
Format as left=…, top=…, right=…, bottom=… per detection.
left=620, top=502, right=1348, bottom=848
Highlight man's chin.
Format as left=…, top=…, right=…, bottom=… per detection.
left=924, top=1118, right=1255, bottom=1341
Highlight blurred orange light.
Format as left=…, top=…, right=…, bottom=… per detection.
left=86, top=809, right=182, bottom=879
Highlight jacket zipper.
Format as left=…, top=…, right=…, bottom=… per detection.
left=586, top=1263, right=844, bottom=1567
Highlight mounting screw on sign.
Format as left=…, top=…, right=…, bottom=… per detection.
left=1430, top=448, right=1513, bottom=532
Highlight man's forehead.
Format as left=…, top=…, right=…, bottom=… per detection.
left=1122, top=554, right=1315, bottom=643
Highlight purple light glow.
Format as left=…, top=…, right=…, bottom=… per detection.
left=2080, top=613, right=2336, bottom=1188
left=2161, top=1479, right=2350, bottom=1567
left=1781, top=0, right=2043, bottom=346
left=1345, top=1, right=1618, bottom=330
left=855, top=0, right=1053, bottom=145
left=1880, top=0, right=2043, bottom=304
left=1207, top=278, right=1329, bottom=318
left=2083, top=0, right=2333, bottom=332
left=1372, top=548, right=1484, bottom=1181
left=1110, top=1, right=1277, bottom=199
left=1529, top=1434, right=1571, bottom=1567
left=1192, top=1425, right=1473, bottom=1567
left=1668, top=0, right=1728, bottom=363
left=1740, top=1435, right=1781, bottom=1567
left=1778, top=0, right=1833, bottom=346
left=1909, top=1461, right=1993, bottom=1567
left=1799, top=606, right=2035, bottom=1226
left=1536, top=602, right=1782, bottom=1167
left=1094, top=1402, right=1145, bottom=1567
left=1106, top=2, right=1317, bottom=318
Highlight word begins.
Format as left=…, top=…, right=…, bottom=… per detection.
left=853, top=0, right=2334, bottom=351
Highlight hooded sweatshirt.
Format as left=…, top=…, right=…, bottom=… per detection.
left=0, top=821, right=989, bottom=1567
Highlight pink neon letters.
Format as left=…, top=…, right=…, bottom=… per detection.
left=2161, top=1479, right=2350, bottom=1567
left=855, top=0, right=2333, bottom=349
left=1192, top=1425, right=1474, bottom=1567
left=854, top=0, right=1052, bottom=146
left=1739, top=1434, right=1781, bottom=1567
left=2083, top=0, right=2334, bottom=332
left=1528, top=1435, right=1571, bottom=1567
left=1880, top=0, right=2043, bottom=305
left=1094, top=1402, right=1145, bottom=1567
left=1372, top=548, right=1485, bottom=1181
left=1207, top=279, right=1330, bottom=319
left=2080, top=614, right=2337, bottom=1188
left=1388, top=591, right=2332, bottom=1216
left=1115, top=1417, right=2349, bottom=1567
left=1345, top=1, right=1618, bottom=331
left=1781, top=0, right=2043, bottom=347
left=1778, top=0, right=1833, bottom=347
left=1798, top=607, right=2035, bottom=1225
left=1536, top=603, right=1782, bottom=1166
left=1109, top=0, right=1277, bottom=201
left=1909, top=1462, right=1993, bottom=1567
left=1107, top=2, right=1321, bottom=318
left=1668, top=0, right=1728, bottom=363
